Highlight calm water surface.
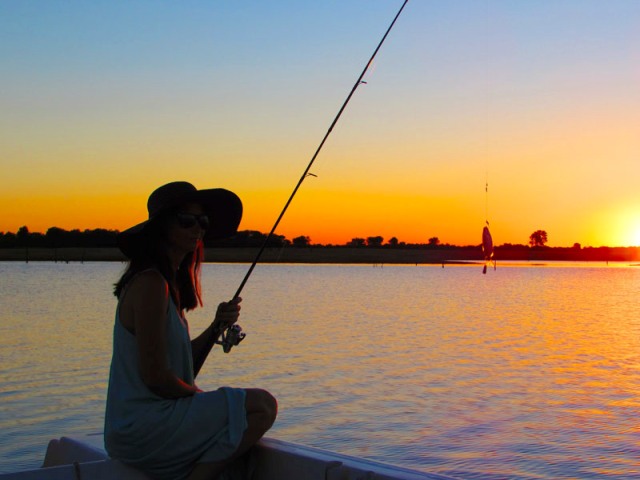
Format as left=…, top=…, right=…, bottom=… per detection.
left=0, top=261, right=639, bottom=479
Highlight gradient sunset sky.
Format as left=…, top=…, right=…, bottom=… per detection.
left=1, top=1, right=639, bottom=247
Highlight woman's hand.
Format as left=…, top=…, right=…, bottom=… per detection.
left=212, top=297, right=242, bottom=332
left=192, top=297, right=243, bottom=376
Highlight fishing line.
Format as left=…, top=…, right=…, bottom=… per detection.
left=212, top=0, right=410, bottom=354
left=481, top=0, right=495, bottom=274
left=485, top=174, right=489, bottom=225
left=484, top=0, right=490, bottom=228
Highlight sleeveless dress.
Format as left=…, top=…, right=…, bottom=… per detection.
left=104, top=293, right=248, bottom=480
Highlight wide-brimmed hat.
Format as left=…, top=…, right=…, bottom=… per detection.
left=118, top=181, right=242, bottom=258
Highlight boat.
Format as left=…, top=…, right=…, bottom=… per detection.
left=0, top=434, right=460, bottom=480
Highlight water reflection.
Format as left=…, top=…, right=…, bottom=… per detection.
left=0, top=262, right=639, bottom=478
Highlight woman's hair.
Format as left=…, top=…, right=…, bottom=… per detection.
left=113, top=212, right=204, bottom=312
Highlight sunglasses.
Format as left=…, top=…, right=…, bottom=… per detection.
left=176, top=213, right=210, bottom=230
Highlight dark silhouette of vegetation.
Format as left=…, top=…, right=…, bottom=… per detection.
left=347, top=237, right=366, bottom=247
left=366, top=236, right=384, bottom=247
left=16, top=226, right=30, bottom=246
left=529, top=230, right=548, bottom=247
left=2, top=226, right=120, bottom=248
left=1, top=226, right=639, bottom=263
left=292, top=236, right=311, bottom=247
left=210, top=230, right=289, bottom=248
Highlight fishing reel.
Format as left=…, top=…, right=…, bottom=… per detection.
left=216, top=324, right=246, bottom=353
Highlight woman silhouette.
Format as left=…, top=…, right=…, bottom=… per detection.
left=105, top=181, right=277, bottom=480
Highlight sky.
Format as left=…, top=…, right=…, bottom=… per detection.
left=1, top=1, right=639, bottom=247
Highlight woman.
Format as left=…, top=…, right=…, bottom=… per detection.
left=105, top=181, right=277, bottom=480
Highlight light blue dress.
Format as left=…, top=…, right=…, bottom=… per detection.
left=104, top=295, right=247, bottom=480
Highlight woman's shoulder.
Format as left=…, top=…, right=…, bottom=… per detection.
left=121, top=269, right=170, bottom=307
left=118, top=269, right=170, bottom=333
left=130, top=268, right=168, bottom=291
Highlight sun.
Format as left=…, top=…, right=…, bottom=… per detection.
left=610, top=207, right=640, bottom=247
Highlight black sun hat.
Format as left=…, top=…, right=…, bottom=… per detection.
left=118, top=181, right=242, bottom=258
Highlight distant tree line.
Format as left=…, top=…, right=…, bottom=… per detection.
left=0, top=227, right=471, bottom=249
left=0, top=226, right=340, bottom=248
left=1, top=227, right=633, bottom=257
left=0, top=226, right=120, bottom=248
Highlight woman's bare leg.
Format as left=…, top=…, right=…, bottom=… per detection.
left=187, top=388, right=277, bottom=480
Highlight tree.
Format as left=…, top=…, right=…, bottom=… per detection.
left=347, top=237, right=366, bottom=247
left=16, top=226, right=30, bottom=247
left=292, top=235, right=311, bottom=247
left=366, top=236, right=384, bottom=247
left=46, top=227, right=66, bottom=247
left=0, top=231, right=17, bottom=248
left=228, top=230, right=260, bottom=247
left=529, top=230, right=548, bottom=247
left=428, top=237, right=440, bottom=246
left=387, top=237, right=399, bottom=247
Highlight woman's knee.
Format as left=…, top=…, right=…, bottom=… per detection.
left=245, top=388, right=277, bottom=427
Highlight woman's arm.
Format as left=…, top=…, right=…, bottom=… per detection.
left=191, top=297, right=242, bottom=377
left=127, top=271, right=200, bottom=398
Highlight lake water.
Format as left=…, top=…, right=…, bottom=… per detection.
left=0, top=261, right=639, bottom=479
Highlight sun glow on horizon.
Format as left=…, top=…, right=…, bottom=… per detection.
left=619, top=207, right=640, bottom=247
left=630, top=225, right=640, bottom=248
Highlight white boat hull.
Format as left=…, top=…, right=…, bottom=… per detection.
left=0, top=435, right=460, bottom=480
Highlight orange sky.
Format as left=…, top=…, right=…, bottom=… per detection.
left=1, top=2, right=639, bottom=247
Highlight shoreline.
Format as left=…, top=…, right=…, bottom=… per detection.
left=1, top=246, right=638, bottom=264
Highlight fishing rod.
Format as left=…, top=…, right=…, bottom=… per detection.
left=216, top=0, right=409, bottom=354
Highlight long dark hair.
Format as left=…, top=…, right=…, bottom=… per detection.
left=113, top=213, right=204, bottom=312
